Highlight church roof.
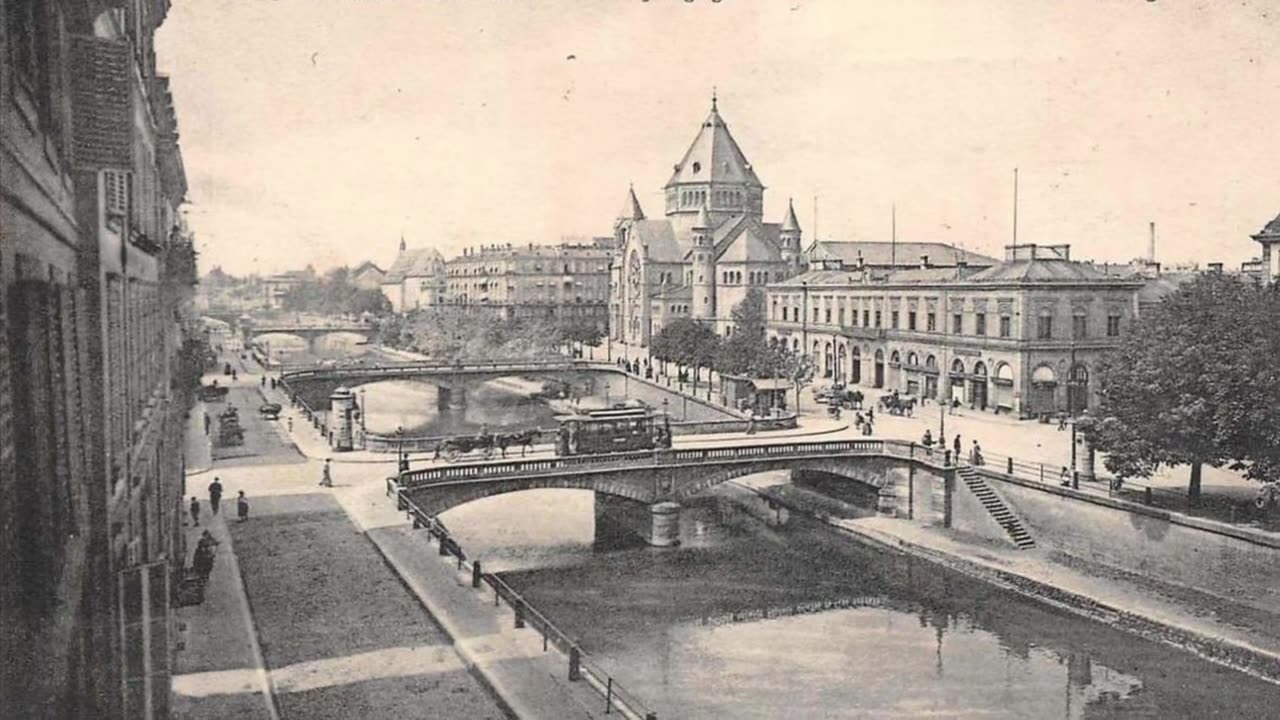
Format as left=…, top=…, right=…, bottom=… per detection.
left=618, top=186, right=645, bottom=220
left=665, top=99, right=763, bottom=190
left=808, top=241, right=997, bottom=268
left=384, top=247, right=444, bottom=281
left=629, top=220, right=684, bottom=263
left=780, top=199, right=801, bottom=233
left=712, top=217, right=783, bottom=264
left=964, top=258, right=1117, bottom=283
left=651, top=284, right=693, bottom=300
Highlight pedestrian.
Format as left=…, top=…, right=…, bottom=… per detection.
left=287, top=416, right=294, bottom=432
left=970, top=440, right=984, bottom=466
left=231, top=369, right=237, bottom=381
left=953, top=434, right=962, bottom=459
left=1060, top=466, right=1072, bottom=488
left=203, top=411, right=210, bottom=436
left=208, top=477, right=224, bottom=515
left=1057, top=412, right=1068, bottom=431
left=194, top=530, right=220, bottom=580
left=867, top=407, right=874, bottom=423
left=320, top=459, right=333, bottom=487
left=236, top=491, right=249, bottom=522
left=189, top=496, right=201, bottom=527
left=921, top=429, right=933, bottom=447
left=260, top=376, right=266, bottom=388
left=746, top=415, right=757, bottom=435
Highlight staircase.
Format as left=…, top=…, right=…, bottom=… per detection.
left=957, top=467, right=1036, bottom=549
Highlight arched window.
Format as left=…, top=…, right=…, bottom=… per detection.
left=925, top=354, right=937, bottom=371
left=907, top=351, right=918, bottom=367
left=994, top=362, right=1014, bottom=385
left=973, top=361, right=988, bottom=377
left=951, top=358, right=966, bottom=375
left=890, top=350, right=901, bottom=366
left=1031, top=365, right=1057, bottom=385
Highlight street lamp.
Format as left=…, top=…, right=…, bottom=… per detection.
left=396, top=425, right=405, bottom=469
left=604, top=381, right=611, bottom=407
left=359, top=388, right=367, bottom=434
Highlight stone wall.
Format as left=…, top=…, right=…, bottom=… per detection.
left=989, top=475, right=1280, bottom=613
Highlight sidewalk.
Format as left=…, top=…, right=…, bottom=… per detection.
left=331, top=466, right=615, bottom=719
left=171, top=513, right=277, bottom=720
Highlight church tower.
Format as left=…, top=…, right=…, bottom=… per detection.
left=691, top=204, right=716, bottom=321
left=664, top=94, right=764, bottom=237
left=779, top=198, right=802, bottom=274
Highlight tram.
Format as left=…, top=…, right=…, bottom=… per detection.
left=554, top=406, right=672, bottom=457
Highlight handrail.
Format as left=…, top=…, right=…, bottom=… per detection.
left=396, top=438, right=952, bottom=491
left=393, top=485, right=656, bottom=719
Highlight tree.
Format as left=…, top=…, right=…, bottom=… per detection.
left=1091, top=273, right=1263, bottom=503
left=655, top=318, right=719, bottom=392
left=715, top=288, right=777, bottom=377
left=774, top=345, right=816, bottom=414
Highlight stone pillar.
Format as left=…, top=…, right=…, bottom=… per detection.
left=436, top=386, right=467, bottom=411
left=649, top=502, right=681, bottom=547
left=329, top=387, right=355, bottom=451
left=1075, top=414, right=1097, bottom=482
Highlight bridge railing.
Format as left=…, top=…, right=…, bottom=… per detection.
left=395, top=438, right=955, bottom=492
left=390, top=484, right=658, bottom=720
left=280, top=358, right=608, bottom=384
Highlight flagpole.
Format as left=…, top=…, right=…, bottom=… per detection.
left=1012, top=168, right=1019, bottom=245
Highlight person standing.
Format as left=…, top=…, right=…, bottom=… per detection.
left=189, top=496, right=201, bottom=527
left=236, top=491, right=250, bottom=522
left=319, top=459, right=333, bottom=487
left=953, top=434, right=962, bottom=460
left=208, top=477, right=224, bottom=515
left=970, top=440, right=984, bottom=466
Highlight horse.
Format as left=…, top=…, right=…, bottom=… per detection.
left=496, top=429, right=540, bottom=458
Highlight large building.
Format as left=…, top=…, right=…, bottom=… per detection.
left=1251, top=211, right=1280, bottom=283
left=445, top=238, right=612, bottom=324
left=767, top=244, right=1145, bottom=418
left=261, top=267, right=314, bottom=309
left=2, top=2, right=198, bottom=718
left=610, top=98, right=807, bottom=345
left=381, top=237, right=446, bottom=312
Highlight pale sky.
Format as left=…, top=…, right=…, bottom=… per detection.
left=156, top=0, right=1280, bottom=276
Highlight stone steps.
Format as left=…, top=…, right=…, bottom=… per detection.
left=959, top=467, right=1036, bottom=549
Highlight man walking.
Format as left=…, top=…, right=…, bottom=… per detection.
left=208, top=477, right=224, bottom=515
left=237, top=491, right=250, bottom=522
left=320, top=458, right=333, bottom=487
left=189, top=496, right=201, bottom=527
left=953, top=434, right=962, bottom=461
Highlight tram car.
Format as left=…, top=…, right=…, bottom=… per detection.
left=555, top=406, right=672, bottom=457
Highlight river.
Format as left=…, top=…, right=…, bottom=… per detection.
left=439, top=473, right=1279, bottom=719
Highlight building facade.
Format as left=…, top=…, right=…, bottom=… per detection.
left=767, top=244, right=1145, bottom=418
left=381, top=238, right=446, bottom=312
left=610, top=98, right=806, bottom=346
left=444, top=238, right=612, bottom=325
left=1251, top=211, right=1280, bottom=284
left=261, top=268, right=312, bottom=309
left=1, top=1, right=196, bottom=718
left=350, top=260, right=385, bottom=290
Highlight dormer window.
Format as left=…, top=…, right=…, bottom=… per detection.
left=692, top=161, right=701, bottom=174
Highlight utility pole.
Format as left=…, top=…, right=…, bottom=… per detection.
left=891, top=203, right=897, bottom=267
left=1012, top=167, right=1019, bottom=245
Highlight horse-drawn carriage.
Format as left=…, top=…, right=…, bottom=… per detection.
left=258, top=402, right=282, bottom=420
left=433, top=428, right=540, bottom=463
left=815, top=385, right=865, bottom=410
left=199, top=384, right=229, bottom=402
left=878, top=392, right=917, bottom=417
left=216, top=406, right=244, bottom=447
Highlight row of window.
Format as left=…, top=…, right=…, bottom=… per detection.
left=773, top=304, right=1124, bottom=339
left=447, top=263, right=609, bottom=277
left=677, top=188, right=748, bottom=208
left=720, top=270, right=779, bottom=285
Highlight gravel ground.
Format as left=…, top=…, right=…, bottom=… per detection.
left=230, top=494, right=507, bottom=720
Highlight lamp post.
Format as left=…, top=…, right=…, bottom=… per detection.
left=1069, top=341, right=1078, bottom=488
left=396, top=425, right=405, bottom=468
left=359, top=388, right=367, bottom=434
left=604, top=382, right=610, bottom=407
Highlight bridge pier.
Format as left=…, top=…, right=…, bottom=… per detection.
left=437, top=386, right=468, bottom=411
left=594, top=493, right=681, bottom=547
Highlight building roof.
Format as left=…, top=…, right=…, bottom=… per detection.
left=651, top=284, right=693, bottom=300
left=352, top=261, right=385, bottom=276
left=964, top=258, right=1115, bottom=283
left=618, top=186, right=646, bottom=221
left=1254, top=211, right=1280, bottom=239
left=1137, top=272, right=1198, bottom=304
left=714, top=218, right=783, bottom=264
left=808, top=241, right=997, bottom=268
left=780, top=199, right=801, bottom=233
left=665, top=99, right=763, bottom=190
left=385, top=247, right=444, bottom=281
left=629, top=220, right=684, bottom=263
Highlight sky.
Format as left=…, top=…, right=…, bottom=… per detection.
left=155, top=0, right=1280, bottom=276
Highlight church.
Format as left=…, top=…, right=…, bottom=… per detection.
left=609, top=97, right=804, bottom=346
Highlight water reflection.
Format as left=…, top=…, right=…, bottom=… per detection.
left=355, top=379, right=561, bottom=437
left=441, top=479, right=1279, bottom=719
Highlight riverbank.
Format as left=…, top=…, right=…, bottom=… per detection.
left=730, top=478, right=1280, bottom=687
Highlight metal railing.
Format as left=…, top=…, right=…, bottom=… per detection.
left=395, top=488, right=658, bottom=719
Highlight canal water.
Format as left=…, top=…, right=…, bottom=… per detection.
left=439, top=474, right=1279, bottom=719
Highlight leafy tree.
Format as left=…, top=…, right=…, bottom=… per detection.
left=1091, top=273, right=1263, bottom=503
left=654, top=318, right=719, bottom=391
left=771, top=345, right=816, bottom=414
left=715, top=288, right=778, bottom=377
left=282, top=266, right=391, bottom=316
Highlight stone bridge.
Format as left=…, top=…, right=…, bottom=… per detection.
left=243, top=319, right=373, bottom=353
left=388, top=439, right=955, bottom=545
left=282, top=359, right=649, bottom=411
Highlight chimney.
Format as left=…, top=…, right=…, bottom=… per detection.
left=920, top=254, right=930, bottom=269
left=1148, top=222, right=1156, bottom=262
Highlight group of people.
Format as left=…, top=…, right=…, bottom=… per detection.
left=919, top=430, right=984, bottom=465
left=189, top=477, right=250, bottom=527
left=853, top=408, right=875, bottom=436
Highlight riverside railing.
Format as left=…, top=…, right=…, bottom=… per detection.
left=394, top=489, right=658, bottom=720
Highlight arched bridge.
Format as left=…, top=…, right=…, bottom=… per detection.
left=281, top=359, right=623, bottom=409
left=387, top=439, right=956, bottom=539
left=244, top=319, right=373, bottom=352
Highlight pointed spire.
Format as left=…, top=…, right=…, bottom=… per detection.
left=781, top=198, right=801, bottom=233
left=694, top=202, right=712, bottom=230
left=399, top=233, right=406, bottom=252
left=711, top=86, right=718, bottom=112
left=618, top=184, right=645, bottom=220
